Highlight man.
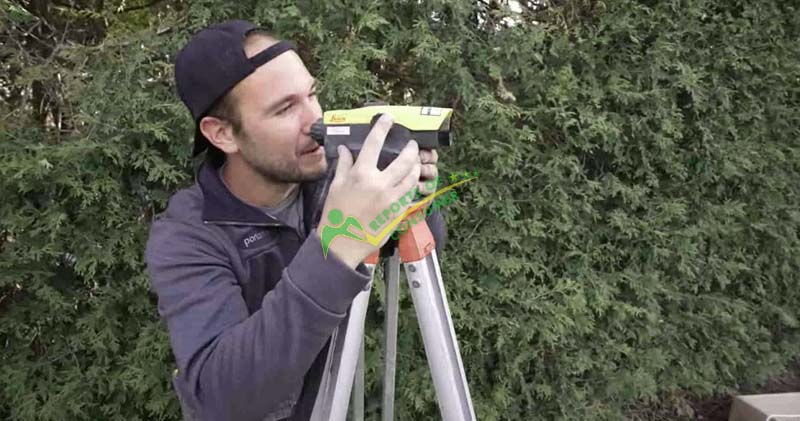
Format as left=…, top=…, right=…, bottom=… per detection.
left=144, top=20, right=447, bottom=420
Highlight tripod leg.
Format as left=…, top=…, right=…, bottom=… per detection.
left=310, top=264, right=375, bottom=421
left=404, top=250, right=476, bottom=421
left=310, top=318, right=342, bottom=421
left=351, top=338, right=365, bottom=421
left=382, top=249, right=401, bottom=421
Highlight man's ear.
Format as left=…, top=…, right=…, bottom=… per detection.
left=199, top=116, right=240, bottom=154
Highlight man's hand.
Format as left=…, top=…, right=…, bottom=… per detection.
left=417, top=148, right=439, bottom=196
left=316, top=114, right=422, bottom=268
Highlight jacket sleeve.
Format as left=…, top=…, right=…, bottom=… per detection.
left=145, top=220, right=371, bottom=421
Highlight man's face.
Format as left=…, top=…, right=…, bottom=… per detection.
left=229, top=38, right=325, bottom=183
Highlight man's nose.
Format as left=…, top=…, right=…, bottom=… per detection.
left=300, top=99, right=322, bottom=134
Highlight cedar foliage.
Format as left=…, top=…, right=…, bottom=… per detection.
left=1, top=0, right=798, bottom=419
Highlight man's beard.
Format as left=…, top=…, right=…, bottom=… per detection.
left=248, top=154, right=326, bottom=184
left=238, top=132, right=326, bottom=184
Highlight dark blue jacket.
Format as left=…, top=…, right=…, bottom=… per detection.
left=145, top=159, right=446, bottom=420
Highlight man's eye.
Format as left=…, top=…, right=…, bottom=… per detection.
left=277, top=103, right=293, bottom=115
left=309, top=91, right=317, bottom=98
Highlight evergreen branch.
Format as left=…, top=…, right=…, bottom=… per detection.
left=115, top=0, right=167, bottom=14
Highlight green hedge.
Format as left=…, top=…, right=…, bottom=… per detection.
left=1, top=0, right=798, bottom=419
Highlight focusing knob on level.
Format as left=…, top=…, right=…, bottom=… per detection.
left=310, top=118, right=325, bottom=145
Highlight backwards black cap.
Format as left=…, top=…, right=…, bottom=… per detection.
left=175, top=20, right=296, bottom=156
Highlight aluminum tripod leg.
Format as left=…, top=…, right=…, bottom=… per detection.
left=382, top=249, right=401, bottom=421
left=312, top=209, right=475, bottom=421
left=310, top=264, right=374, bottom=421
left=403, top=249, right=476, bottom=421
left=351, top=338, right=365, bottom=421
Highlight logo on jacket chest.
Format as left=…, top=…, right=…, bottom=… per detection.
left=241, top=230, right=271, bottom=249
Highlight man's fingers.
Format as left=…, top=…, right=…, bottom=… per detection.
left=356, top=114, right=393, bottom=169
left=392, top=160, right=421, bottom=199
left=418, top=175, right=439, bottom=196
left=383, top=140, right=420, bottom=185
left=419, top=164, right=437, bottom=181
left=419, top=148, right=438, bottom=164
left=417, top=181, right=431, bottom=196
left=334, top=145, right=353, bottom=180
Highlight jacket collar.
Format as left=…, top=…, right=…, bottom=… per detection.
left=197, top=158, right=328, bottom=230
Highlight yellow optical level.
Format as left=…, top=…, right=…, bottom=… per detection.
left=310, top=104, right=453, bottom=169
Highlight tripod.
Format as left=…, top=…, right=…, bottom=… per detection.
left=310, top=209, right=476, bottom=421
